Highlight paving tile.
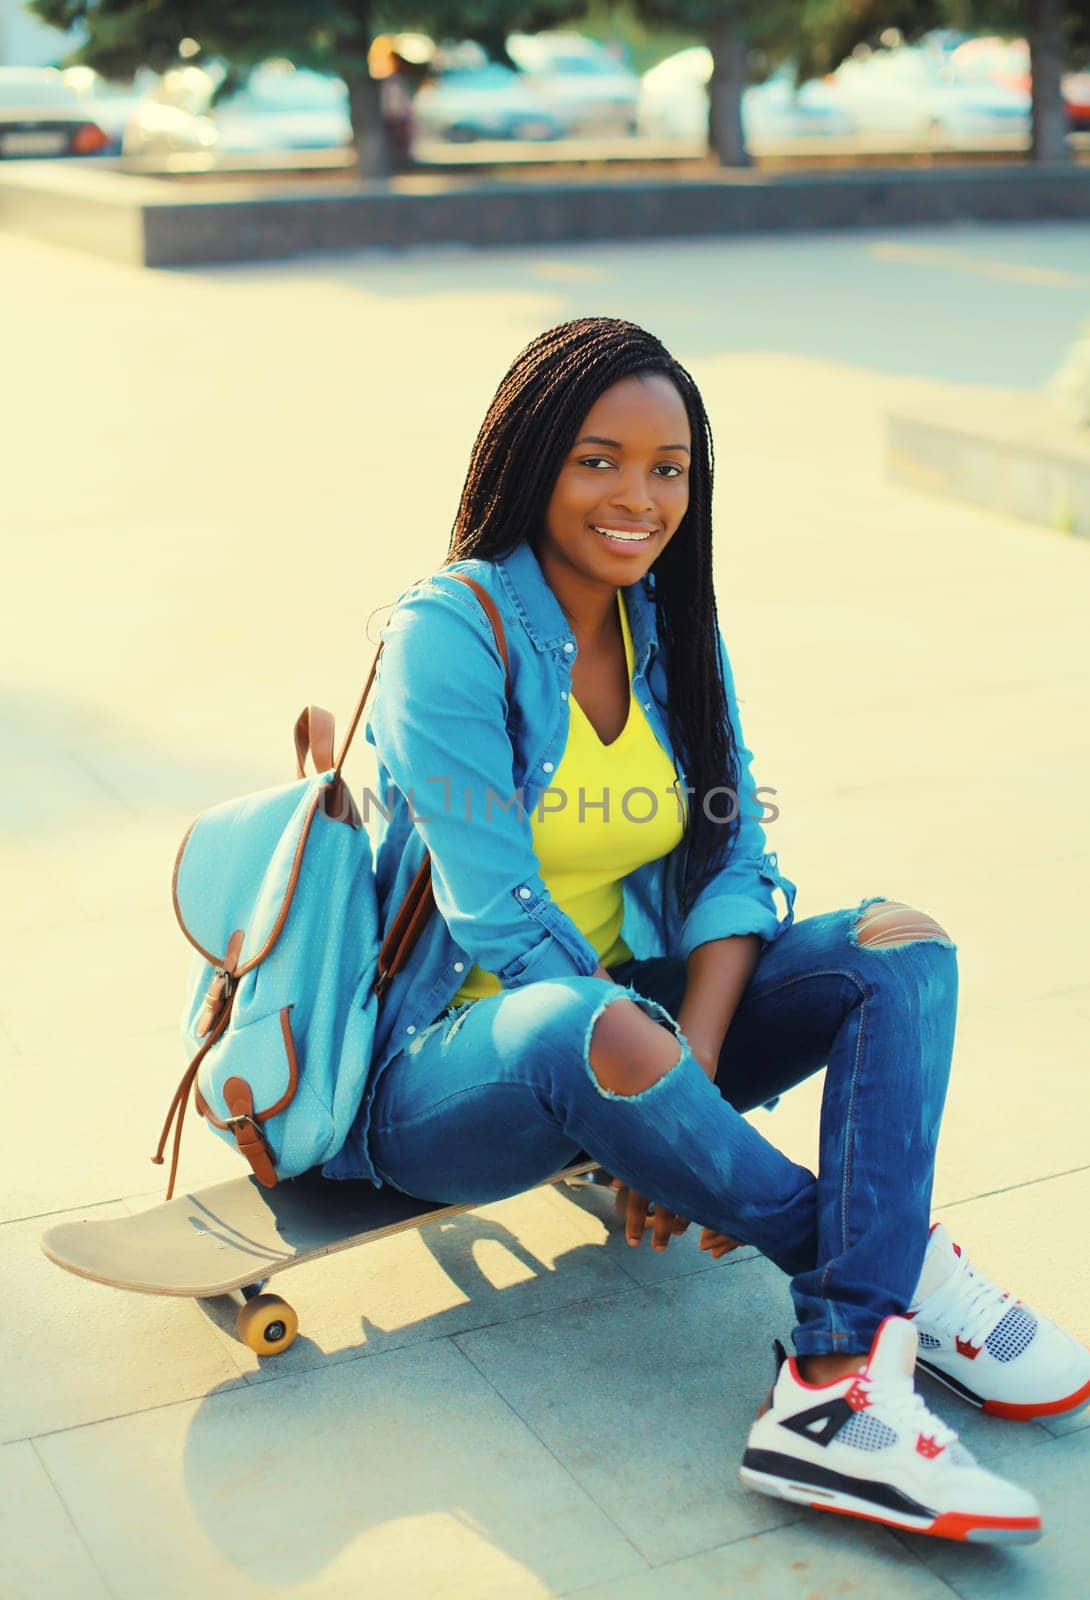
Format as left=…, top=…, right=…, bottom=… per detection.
left=35, top=1337, right=642, bottom=1600
left=566, top=1516, right=956, bottom=1599
left=1040, top=1406, right=1090, bottom=1440
left=0, top=1440, right=112, bottom=1600
left=1, top=1204, right=244, bottom=1445
left=454, top=1255, right=805, bottom=1568
left=0, top=1030, right=240, bottom=1223
left=195, top=1180, right=642, bottom=1384
left=931, top=990, right=1090, bottom=1204
left=894, top=1429, right=1090, bottom=1599
left=0, top=906, right=183, bottom=1059
left=932, top=1169, right=1090, bottom=1346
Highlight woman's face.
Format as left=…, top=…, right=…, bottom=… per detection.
left=540, top=372, right=691, bottom=587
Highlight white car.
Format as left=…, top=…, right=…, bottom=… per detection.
left=506, top=32, right=639, bottom=136
left=638, top=50, right=856, bottom=143
left=829, top=45, right=1030, bottom=140
left=412, top=63, right=566, bottom=142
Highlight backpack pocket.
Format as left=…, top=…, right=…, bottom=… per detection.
left=197, top=1004, right=336, bottom=1181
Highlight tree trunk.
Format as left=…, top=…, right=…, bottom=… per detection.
left=1029, top=0, right=1071, bottom=162
left=708, top=22, right=751, bottom=168
left=347, top=73, right=391, bottom=181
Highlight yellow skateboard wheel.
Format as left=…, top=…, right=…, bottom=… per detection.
left=235, top=1293, right=299, bottom=1355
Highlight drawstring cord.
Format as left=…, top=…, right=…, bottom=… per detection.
left=152, top=999, right=233, bottom=1200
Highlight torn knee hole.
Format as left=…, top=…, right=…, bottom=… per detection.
left=586, top=995, right=684, bottom=1099
left=852, top=901, right=953, bottom=950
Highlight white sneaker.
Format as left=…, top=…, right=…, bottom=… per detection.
left=910, top=1224, right=1090, bottom=1421
left=740, top=1317, right=1042, bottom=1544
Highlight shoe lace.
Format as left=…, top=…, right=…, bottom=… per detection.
left=865, top=1377, right=962, bottom=1453
left=917, top=1252, right=1013, bottom=1352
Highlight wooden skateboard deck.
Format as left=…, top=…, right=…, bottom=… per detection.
left=41, top=1161, right=605, bottom=1354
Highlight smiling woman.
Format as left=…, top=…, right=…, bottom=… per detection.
left=324, top=316, right=1089, bottom=1548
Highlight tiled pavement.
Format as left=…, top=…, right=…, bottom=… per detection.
left=2, top=222, right=1088, bottom=1598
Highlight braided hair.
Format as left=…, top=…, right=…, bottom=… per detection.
left=446, top=316, right=740, bottom=919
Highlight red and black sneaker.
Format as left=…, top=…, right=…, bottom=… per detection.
left=910, top=1224, right=1090, bottom=1421
left=741, top=1317, right=1042, bottom=1544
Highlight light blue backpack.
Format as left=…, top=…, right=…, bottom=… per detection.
left=152, top=573, right=508, bottom=1199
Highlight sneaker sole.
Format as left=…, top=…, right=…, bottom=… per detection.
left=918, top=1358, right=1090, bottom=1421
left=740, top=1453, right=1042, bottom=1545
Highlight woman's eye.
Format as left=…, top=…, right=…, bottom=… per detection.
left=579, top=456, right=613, bottom=470
left=654, top=463, right=684, bottom=478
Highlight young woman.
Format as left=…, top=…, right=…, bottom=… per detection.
left=325, top=317, right=1089, bottom=1544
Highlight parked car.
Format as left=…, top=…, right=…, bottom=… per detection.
left=637, top=50, right=856, bottom=142
left=204, top=63, right=353, bottom=153
left=412, top=62, right=566, bottom=143
left=506, top=32, right=639, bottom=135
left=829, top=45, right=1030, bottom=141
left=0, top=67, right=108, bottom=159
left=59, top=67, right=217, bottom=159
left=950, top=36, right=1090, bottom=131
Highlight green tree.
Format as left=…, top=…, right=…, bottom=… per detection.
left=30, top=0, right=400, bottom=174
left=29, top=0, right=587, bottom=175
left=800, top=0, right=1090, bottom=162
left=632, top=0, right=805, bottom=165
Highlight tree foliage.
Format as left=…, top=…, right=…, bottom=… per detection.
left=29, top=0, right=384, bottom=82
left=398, top=1, right=587, bottom=64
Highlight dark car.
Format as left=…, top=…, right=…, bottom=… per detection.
left=0, top=68, right=109, bottom=159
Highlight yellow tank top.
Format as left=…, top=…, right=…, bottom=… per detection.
left=452, top=592, right=684, bottom=1004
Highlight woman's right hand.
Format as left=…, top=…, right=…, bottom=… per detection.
left=611, top=1180, right=690, bottom=1252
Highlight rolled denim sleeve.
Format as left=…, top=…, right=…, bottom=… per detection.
left=679, top=629, right=797, bottom=957
left=368, top=578, right=599, bottom=987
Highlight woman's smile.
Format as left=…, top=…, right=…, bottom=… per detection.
left=538, top=371, right=691, bottom=592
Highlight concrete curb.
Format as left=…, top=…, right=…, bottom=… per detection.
left=3, top=160, right=1090, bottom=267
left=888, top=392, right=1090, bottom=539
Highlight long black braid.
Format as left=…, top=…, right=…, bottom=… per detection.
left=445, top=316, right=740, bottom=920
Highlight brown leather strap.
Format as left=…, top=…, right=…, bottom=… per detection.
left=223, top=1077, right=278, bottom=1188
left=152, top=996, right=234, bottom=1201
left=333, top=571, right=510, bottom=779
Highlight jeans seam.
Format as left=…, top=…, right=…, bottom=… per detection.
left=744, top=968, right=876, bottom=1008
left=820, top=977, right=869, bottom=1304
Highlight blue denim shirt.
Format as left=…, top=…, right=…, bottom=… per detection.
left=325, top=539, right=796, bottom=1183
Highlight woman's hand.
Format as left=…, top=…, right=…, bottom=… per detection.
left=610, top=1180, right=743, bottom=1259
left=698, top=1227, right=744, bottom=1259
left=611, top=1180, right=691, bottom=1251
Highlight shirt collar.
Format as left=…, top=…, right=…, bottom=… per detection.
left=497, top=540, right=658, bottom=671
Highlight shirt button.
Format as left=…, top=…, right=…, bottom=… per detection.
left=563, top=642, right=574, bottom=654
left=518, top=886, right=532, bottom=899
left=406, top=1025, right=416, bottom=1035
left=453, top=961, right=465, bottom=973
left=542, top=761, right=554, bottom=773
left=560, top=690, right=568, bottom=701
left=643, top=702, right=651, bottom=711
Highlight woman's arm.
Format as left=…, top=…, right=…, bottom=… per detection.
left=676, top=934, right=761, bottom=1080
left=370, top=577, right=600, bottom=987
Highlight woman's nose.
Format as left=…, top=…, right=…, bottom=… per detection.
left=609, top=470, right=654, bottom=514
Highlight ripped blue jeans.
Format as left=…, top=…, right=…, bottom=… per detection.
left=367, top=899, right=958, bottom=1357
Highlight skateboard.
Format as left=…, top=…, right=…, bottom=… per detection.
left=40, top=1160, right=607, bottom=1356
